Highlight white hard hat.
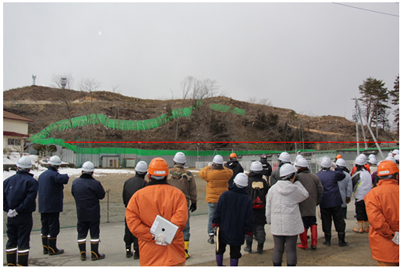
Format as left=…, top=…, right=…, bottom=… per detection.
left=213, top=155, right=224, bottom=165
left=386, top=155, right=396, bottom=163
left=173, top=152, right=186, bottom=164
left=336, top=158, right=347, bottom=167
left=135, top=161, right=148, bottom=173
left=387, top=152, right=393, bottom=158
left=250, top=161, right=263, bottom=172
left=368, top=158, right=377, bottom=165
left=392, top=149, right=399, bottom=155
left=295, top=158, right=309, bottom=168
left=359, top=153, right=367, bottom=161
left=278, top=152, right=291, bottom=163
left=368, top=154, right=376, bottom=160
left=394, top=154, right=399, bottom=161
left=320, top=157, right=332, bottom=168
left=295, top=154, right=304, bottom=161
left=49, top=156, right=61, bottom=166
left=17, top=156, right=32, bottom=169
left=355, top=156, right=367, bottom=166
left=233, top=173, right=248, bottom=187
left=280, top=163, right=297, bottom=178
left=82, top=161, right=94, bottom=172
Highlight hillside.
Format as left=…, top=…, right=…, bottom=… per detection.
left=3, top=86, right=396, bottom=151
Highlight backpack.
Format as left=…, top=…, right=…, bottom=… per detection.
left=251, top=181, right=265, bottom=209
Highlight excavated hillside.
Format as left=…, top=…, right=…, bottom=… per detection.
left=3, top=86, right=395, bottom=151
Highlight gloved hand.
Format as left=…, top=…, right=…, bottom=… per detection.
left=189, top=203, right=197, bottom=212
left=154, top=233, right=167, bottom=246
left=346, top=197, right=351, bottom=204
left=7, top=209, right=18, bottom=218
left=392, top=232, right=399, bottom=245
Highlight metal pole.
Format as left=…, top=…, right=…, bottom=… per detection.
left=366, top=114, right=385, bottom=159
left=355, top=99, right=368, bottom=150
left=353, top=98, right=360, bottom=156
left=106, top=189, right=110, bottom=223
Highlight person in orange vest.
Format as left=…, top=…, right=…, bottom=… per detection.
left=364, top=160, right=399, bottom=266
left=125, top=157, right=188, bottom=266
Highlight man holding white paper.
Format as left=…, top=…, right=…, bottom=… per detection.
left=126, top=157, right=188, bottom=266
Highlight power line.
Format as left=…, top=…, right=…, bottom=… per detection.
left=332, top=2, right=399, bottom=17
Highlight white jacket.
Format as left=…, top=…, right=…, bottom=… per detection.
left=266, top=180, right=309, bottom=236
left=353, top=169, right=372, bottom=201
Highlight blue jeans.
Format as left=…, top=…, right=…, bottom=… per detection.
left=183, top=208, right=190, bottom=241
left=208, top=202, right=217, bottom=235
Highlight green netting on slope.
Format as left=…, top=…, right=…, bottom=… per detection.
left=210, top=104, right=246, bottom=115
left=29, top=101, right=245, bottom=141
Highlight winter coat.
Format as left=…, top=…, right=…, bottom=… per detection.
left=260, top=159, right=272, bottom=177
left=224, top=160, right=244, bottom=186
left=71, top=173, right=105, bottom=222
left=317, top=168, right=345, bottom=209
left=270, top=168, right=280, bottom=187
left=168, top=165, right=197, bottom=207
left=122, top=174, right=147, bottom=207
left=125, top=180, right=188, bottom=266
left=213, top=184, right=253, bottom=246
left=337, top=170, right=352, bottom=208
left=350, top=164, right=370, bottom=176
left=3, top=170, right=38, bottom=215
left=296, top=169, right=323, bottom=217
left=247, top=172, right=268, bottom=225
left=38, top=166, right=69, bottom=213
left=266, top=180, right=309, bottom=236
left=353, top=169, right=372, bottom=201
left=365, top=179, right=399, bottom=263
left=199, top=165, right=233, bottom=203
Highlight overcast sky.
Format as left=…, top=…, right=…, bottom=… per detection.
left=3, top=2, right=399, bottom=122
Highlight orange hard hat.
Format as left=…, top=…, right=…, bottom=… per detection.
left=336, top=154, right=342, bottom=159
left=377, top=160, right=399, bottom=177
left=230, top=153, right=237, bottom=159
left=148, top=157, right=169, bottom=177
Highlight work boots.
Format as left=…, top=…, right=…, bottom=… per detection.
left=133, top=247, right=139, bottom=259
left=184, top=241, right=191, bottom=259
left=322, top=233, right=331, bottom=246
left=257, top=243, right=264, bottom=254
left=48, top=237, right=64, bottom=255
left=244, top=239, right=252, bottom=253
left=338, top=232, right=349, bottom=247
left=78, top=240, right=86, bottom=261
left=216, top=254, right=223, bottom=266
left=353, top=221, right=364, bottom=233
left=230, top=259, right=239, bottom=266
left=297, top=228, right=308, bottom=250
left=17, top=250, right=29, bottom=266
left=6, top=248, right=17, bottom=266
left=125, top=244, right=133, bottom=258
left=41, top=235, right=48, bottom=255
left=363, top=221, right=370, bottom=233
left=91, top=241, right=105, bottom=261
left=310, top=225, right=318, bottom=250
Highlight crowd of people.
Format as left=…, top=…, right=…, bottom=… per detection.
left=3, top=149, right=399, bottom=266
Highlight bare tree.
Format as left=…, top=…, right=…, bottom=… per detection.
left=79, top=78, right=101, bottom=93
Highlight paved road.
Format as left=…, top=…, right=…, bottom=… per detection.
left=3, top=200, right=358, bottom=266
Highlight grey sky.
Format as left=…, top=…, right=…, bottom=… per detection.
left=3, top=2, right=399, bottom=122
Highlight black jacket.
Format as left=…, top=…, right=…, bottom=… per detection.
left=122, top=175, right=147, bottom=207
left=224, top=160, right=244, bottom=186
left=38, top=166, right=69, bottom=213
left=213, top=184, right=253, bottom=246
left=71, top=173, right=105, bottom=221
left=3, top=170, right=38, bottom=215
left=247, top=172, right=268, bottom=225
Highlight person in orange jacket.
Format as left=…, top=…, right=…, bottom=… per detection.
left=199, top=155, right=233, bottom=244
left=125, top=157, right=188, bottom=266
left=364, top=160, right=399, bottom=266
